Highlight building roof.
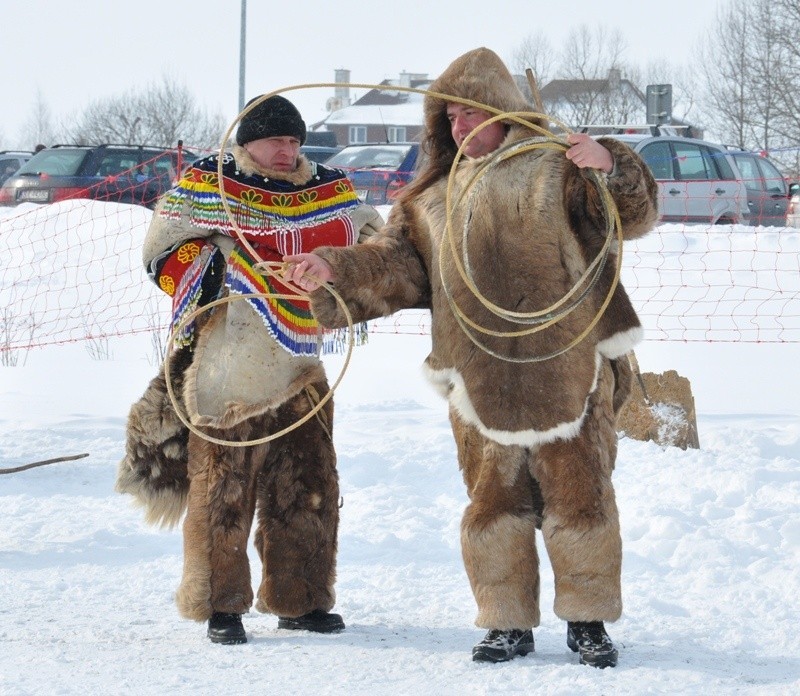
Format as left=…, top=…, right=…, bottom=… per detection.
left=324, top=102, right=424, bottom=127
left=355, top=78, right=432, bottom=106
left=322, top=78, right=429, bottom=127
left=540, top=76, right=645, bottom=103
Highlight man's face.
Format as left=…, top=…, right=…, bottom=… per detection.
left=446, top=104, right=506, bottom=158
left=244, top=136, right=301, bottom=172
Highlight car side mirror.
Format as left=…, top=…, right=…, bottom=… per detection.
left=789, top=182, right=799, bottom=197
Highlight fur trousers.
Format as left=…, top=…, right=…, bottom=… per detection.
left=451, top=358, right=623, bottom=630
left=176, top=379, right=339, bottom=622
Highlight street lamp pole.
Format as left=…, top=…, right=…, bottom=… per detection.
left=238, top=0, right=247, bottom=112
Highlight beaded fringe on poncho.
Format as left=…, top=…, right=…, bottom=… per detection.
left=160, top=153, right=368, bottom=355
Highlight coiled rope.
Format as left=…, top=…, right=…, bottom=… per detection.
left=441, top=111, right=623, bottom=362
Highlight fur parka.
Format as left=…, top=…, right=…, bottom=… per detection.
left=309, top=47, right=658, bottom=447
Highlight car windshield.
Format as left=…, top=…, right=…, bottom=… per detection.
left=326, top=145, right=410, bottom=170
left=733, top=155, right=764, bottom=191
left=16, top=150, right=89, bottom=176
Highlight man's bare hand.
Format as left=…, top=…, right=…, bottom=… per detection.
left=283, top=253, right=334, bottom=292
left=565, top=133, right=614, bottom=173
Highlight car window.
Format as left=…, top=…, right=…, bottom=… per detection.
left=300, top=146, right=340, bottom=164
left=672, top=142, right=713, bottom=180
left=757, top=158, right=786, bottom=194
left=639, top=141, right=674, bottom=179
left=95, top=153, right=141, bottom=177
left=734, top=155, right=765, bottom=192
left=0, top=157, right=26, bottom=179
left=710, top=149, right=735, bottom=180
left=149, top=153, right=178, bottom=177
left=17, top=150, right=88, bottom=176
left=327, top=145, right=411, bottom=170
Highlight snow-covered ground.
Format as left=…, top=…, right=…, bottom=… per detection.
left=1, top=202, right=798, bottom=695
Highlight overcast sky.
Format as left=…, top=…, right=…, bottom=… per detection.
left=2, top=0, right=729, bottom=149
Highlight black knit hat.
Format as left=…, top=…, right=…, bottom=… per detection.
left=236, top=95, right=307, bottom=146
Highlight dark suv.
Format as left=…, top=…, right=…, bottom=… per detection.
left=728, top=150, right=790, bottom=226
left=0, top=144, right=197, bottom=209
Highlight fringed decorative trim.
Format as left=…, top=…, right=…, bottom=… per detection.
left=170, top=245, right=218, bottom=347
left=160, top=152, right=367, bottom=354
left=226, top=245, right=364, bottom=357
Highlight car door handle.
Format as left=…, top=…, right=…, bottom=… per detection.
left=668, top=188, right=681, bottom=195
left=714, top=188, right=726, bottom=195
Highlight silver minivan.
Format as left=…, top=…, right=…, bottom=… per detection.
left=607, top=133, right=749, bottom=225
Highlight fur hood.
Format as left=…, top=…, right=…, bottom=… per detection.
left=410, top=47, right=545, bottom=196
left=425, top=46, right=539, bottom=142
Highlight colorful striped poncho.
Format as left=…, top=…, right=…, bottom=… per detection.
left=156, top=151, right=365, bottom=355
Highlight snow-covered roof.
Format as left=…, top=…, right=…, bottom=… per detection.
left=324, top=102, right=423, bottom=127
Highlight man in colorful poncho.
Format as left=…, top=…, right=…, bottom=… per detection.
left=116, top=95, right=383, bottom=645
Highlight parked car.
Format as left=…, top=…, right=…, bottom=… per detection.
left=325, top=142, right=420, bottom=205
left=0, top=144, right=197, bottom=209
left=788, top=181, right=800, bottom=229
left=727, top=150, right=790, bottom=226
left=604, top=132, right=749, bottom=225
left=300, top=144, right=342, bottom=164
left=0, top=150, right=33, bottom=185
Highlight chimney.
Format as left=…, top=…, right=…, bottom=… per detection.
left=334, top=69, right=351, bottom=107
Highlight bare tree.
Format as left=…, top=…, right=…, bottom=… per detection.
left=560, top=25, right=627, bottom=82
left=771, top=0, right=800, bottom=174
left=699, top=0, right=799, bottom=173
left=697, top=0, right=751, bottom=148
left=19, top=90, right=58, bottom=149
left=63, top=76, right=226, bottom=151
left=534, top=24, right=640, bottom=128
left=510, top=31, right=556, bottom=92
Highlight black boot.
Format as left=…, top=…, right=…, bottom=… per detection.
left=567, top=621, right=618, bottom=668
left=277, top=609, right=345, bottom=633
left=472, top=628, right=535, bottom=663
left=207, top=612, right=247, bottom=645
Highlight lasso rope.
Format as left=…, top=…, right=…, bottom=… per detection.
left=163, top=283, right=354, bottom=448
left=441, top=110, right=623, bottom=362
left=162, top=82, right=623, bottom=445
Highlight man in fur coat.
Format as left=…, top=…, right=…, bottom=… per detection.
left=116, top=95, right=383, bottom=645
left=284, top=48, right=658, bottom=667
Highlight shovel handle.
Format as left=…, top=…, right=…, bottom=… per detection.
left=627, top=351, right=652, bottom=405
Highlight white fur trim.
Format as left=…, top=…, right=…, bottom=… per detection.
left=596, top=325, right=643, bottom=359
left=422, top=354, right=602, bottom=447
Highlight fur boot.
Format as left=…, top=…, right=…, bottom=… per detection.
left=176, top=417, right=269, bottom=621
left=254, top=380, right=339, bottom=618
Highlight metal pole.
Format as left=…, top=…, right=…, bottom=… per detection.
left=238, top=0, right=247, bottom=112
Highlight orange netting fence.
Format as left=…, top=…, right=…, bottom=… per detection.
left=1, top=197, right=798, bottom=363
